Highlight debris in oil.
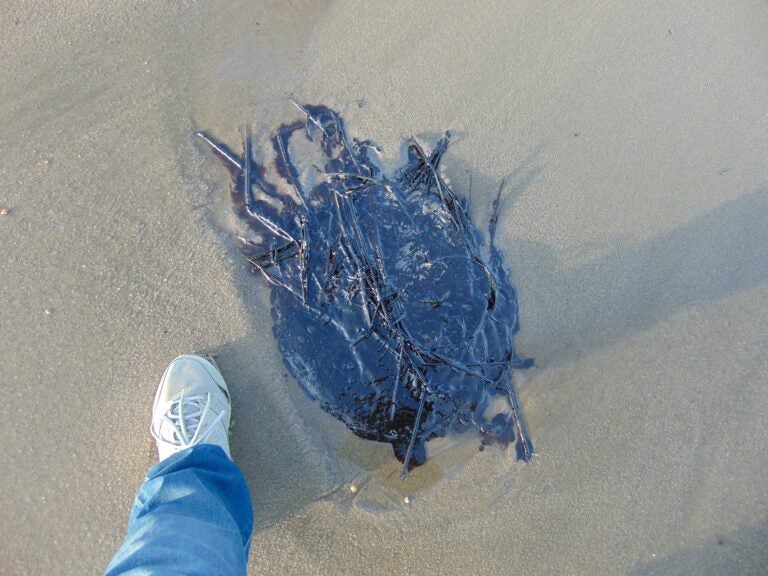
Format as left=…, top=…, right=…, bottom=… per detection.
left=198, top=103, right=533, bottom=478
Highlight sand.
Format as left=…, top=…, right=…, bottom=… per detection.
left=1, top=0, right=767, bottom=574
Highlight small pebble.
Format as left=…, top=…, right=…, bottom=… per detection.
left=44, top=308, right=52, bottom=315
left=0, top=207, right=10, bottom=215
left=349, top=484, right=358, bottom=494
left=403, top=496, right=410, bottom=504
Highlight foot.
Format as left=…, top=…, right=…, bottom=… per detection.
left=150, top=354, right=232, bottom=461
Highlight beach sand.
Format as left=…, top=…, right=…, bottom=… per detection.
left=1, top=1, right=767, bottom=574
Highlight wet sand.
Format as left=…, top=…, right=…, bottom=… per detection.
left=1, top=1, right=767, bottom=574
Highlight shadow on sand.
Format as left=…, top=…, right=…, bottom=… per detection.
left=514, top=186, right=768, bottom=367
left=629, top=519, right=768, bottom=576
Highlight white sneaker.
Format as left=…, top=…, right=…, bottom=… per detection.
left=150, top=354, right=232, bottom=461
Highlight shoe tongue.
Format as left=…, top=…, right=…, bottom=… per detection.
left=166, top=397, right=205, bottom=442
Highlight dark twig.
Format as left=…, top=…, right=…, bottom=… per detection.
left=401, top=384, right=427, bottom=480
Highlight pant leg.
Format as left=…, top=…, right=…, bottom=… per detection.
left=106, top=444, right=253, bottom=576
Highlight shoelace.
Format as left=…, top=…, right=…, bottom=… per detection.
left=152, top=391, right=226, bottom=448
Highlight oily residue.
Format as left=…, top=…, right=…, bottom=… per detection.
left=197, top=103, right=532, bottom=477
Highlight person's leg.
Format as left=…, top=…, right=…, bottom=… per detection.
left=106, top=355, right=253, bottom=575
left=106, top=444, right=253, bottom=575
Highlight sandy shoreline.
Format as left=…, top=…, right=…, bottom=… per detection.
left=1, top=1, right=767, bottom=574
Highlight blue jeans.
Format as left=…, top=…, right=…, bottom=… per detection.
left=106, top=445, right=253, bottom=575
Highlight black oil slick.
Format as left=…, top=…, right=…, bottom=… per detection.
left=197, top=104, right=532, bottom=478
